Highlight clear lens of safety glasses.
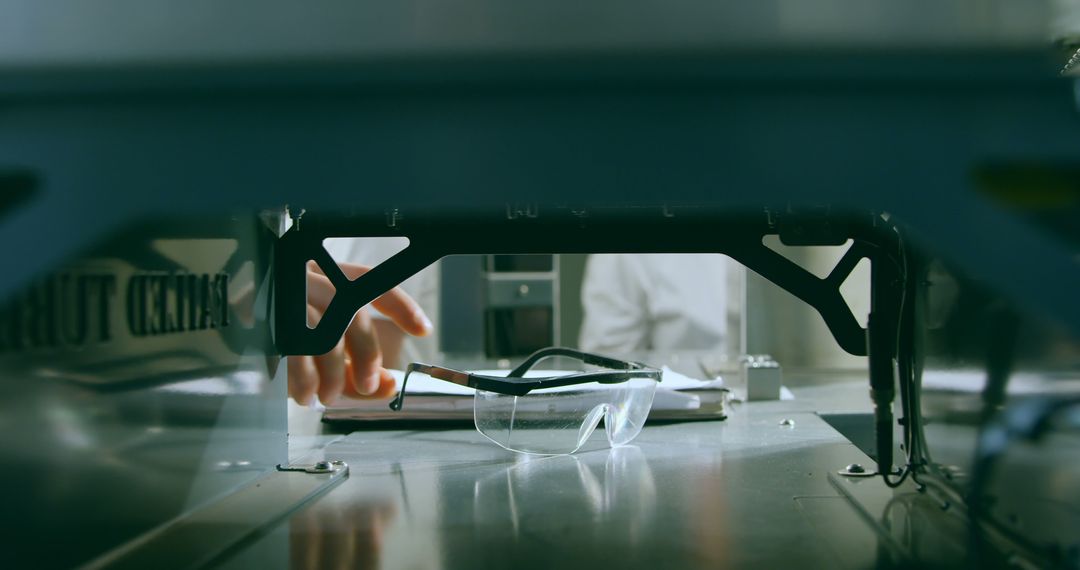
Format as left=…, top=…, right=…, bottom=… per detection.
left=389, top=348, right=663, bottom=455
left=473, top=377, right=659, bottom=455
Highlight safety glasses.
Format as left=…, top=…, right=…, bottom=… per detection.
left=389, top=347, right=662, bottom=455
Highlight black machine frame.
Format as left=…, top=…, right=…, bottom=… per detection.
left=2, top=3, right=1079, bottom=566
left=273, top=204, right=916, bottom=484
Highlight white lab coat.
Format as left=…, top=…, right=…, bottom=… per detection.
left=579, top=254, right=740, bottom=355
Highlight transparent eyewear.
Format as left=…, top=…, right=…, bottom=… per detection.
left=389, top=347, right=662, bottom=455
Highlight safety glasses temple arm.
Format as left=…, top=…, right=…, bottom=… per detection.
left=508, top=347, right=649, bottom=377
left=391, top=363, right=662, bottom=410
left=471, top=369, right=661, bottom=396
left=390, top=363, right=472, bottom=411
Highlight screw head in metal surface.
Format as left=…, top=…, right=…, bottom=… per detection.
left=837, top=463, right=876, bottom=477
left=779, top=418, right=795, bottom=427
left=314, top=460, right=332, bottom=471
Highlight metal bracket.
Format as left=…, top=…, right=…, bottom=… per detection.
left=276, top=460, right=348, bottom=474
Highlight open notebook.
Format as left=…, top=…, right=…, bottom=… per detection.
left=322, top=366, right=729, bottom=423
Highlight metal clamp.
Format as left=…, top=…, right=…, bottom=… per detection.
left=276, top=460, right=348, bottom=474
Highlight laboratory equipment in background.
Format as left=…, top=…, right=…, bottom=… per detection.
left=440, top=254, right=560, bottom=363
left=2, top=0, right=1079, bottom=567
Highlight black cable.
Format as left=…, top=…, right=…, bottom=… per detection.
left=879, top=225, right=927, bottom=490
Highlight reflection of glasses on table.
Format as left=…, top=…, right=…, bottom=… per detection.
left=389, top=347, right=662, bottom=455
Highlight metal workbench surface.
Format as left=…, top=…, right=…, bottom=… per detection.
left=225, top=380, right=900, bottom=569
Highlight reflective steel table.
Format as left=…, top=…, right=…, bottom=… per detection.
left=223, top=379, right=903, bottom=569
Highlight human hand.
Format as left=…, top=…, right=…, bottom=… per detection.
left=288, top=261, right=433, bottom=406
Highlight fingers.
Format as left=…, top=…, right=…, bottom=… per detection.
left=291, top=304, right=347, bottom=406
left=342, top=307, right=382, bottom=396
left=313, top=340, right=348, bottom=405
left=307, top=261, right=432, bottom=338
left=292, top=345, right=392, bottom=404
left=305, top=266, right=338, bottom=314
left=287, top=355, right=318, bottom=406
left=371, top=287, right=433, bottom=337
left=371, top=368, right=399, bottom=399
left=302, top=259, right=425, bottom=402
left=341, top=359, right=398, bottom=402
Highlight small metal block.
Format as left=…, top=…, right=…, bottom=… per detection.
left=742, top=355, right=782, bottom=401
